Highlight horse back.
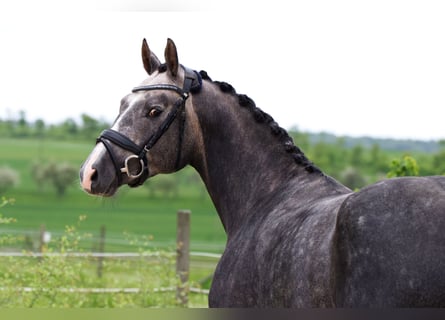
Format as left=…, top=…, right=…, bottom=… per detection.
left=335, top=176, right=445, bottom=307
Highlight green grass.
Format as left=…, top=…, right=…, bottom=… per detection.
left=0, top=137, right=222, bottom=307
left=0, top=137, right=226, bottom=253
left=0, top=199, right=216, bottom=308
left=0, top=251, right=215, bottom=307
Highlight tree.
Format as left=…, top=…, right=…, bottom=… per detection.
left=387, top=155, right=419, bottom=178
left=350, top=145, right=365, bottom=167
left=31, top=161, right=48, bottom=191
left=340, top=167, right=367, bottom=190
left=80, top=113, right=100, bottom=140
left=61, top=118, right=78, bottom=136
left=51, top=163, right=78, bottom=196
left=18, top=110, right=27, bottom=128
left=0, top=167, right=20, bottom=194
left=34, top=119, right=46, bottom=138
left=430, top=140, right=445, bottom=175
left=14, top=110, right=30, bottom=137
left=31, top=162, right=78, bottom=196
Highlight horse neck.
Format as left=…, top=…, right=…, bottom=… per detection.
left=189, top=80, right=347, bottom=236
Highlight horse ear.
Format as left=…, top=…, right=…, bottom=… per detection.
left=164, top=38, right=179, bottom=77
left=141, top=38, right=161, bottom=75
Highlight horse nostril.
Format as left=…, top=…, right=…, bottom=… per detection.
left=81, top=167, right=98, bottom=193
left=91, top=169, right=98, bottom=182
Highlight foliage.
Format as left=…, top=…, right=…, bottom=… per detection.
left=50, top=163, right=79, bottom=196
left=0, top=197, right=18, bottom=250
left=0, top=167, right=20, bottom=194
left=432, top=141, right=445, bottom=175
left=31, top=161, right=78, bottom=196
left=0, top=111, right=110, bottom=141
left=0, top=214, right=207, bottom=307
left=0, top=138, right=224, bottom=252
left=289, top=130, right=444, bottom=183
left=0, top=197, right=16, bottom=225
left=340, top=167, right=367, bottom=190
left=387, top=155, right=420, bottom=178
left=145, top=174, right=180, bottom=198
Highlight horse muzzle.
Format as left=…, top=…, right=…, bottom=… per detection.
left=79, top=143, right=122, bottom=196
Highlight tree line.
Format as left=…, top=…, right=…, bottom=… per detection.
left=1, top=112, right=444, bottom=195
left=289, top=131, right=445, bottom=190
left=0, top=111, right=110, bottom=141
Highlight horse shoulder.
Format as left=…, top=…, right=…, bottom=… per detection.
left=209, top=193, right=350, bottom=307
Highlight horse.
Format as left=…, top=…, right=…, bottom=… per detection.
left=80, top=38, right=445, bottom=307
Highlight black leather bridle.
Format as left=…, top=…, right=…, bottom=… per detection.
left=96, top=66, right=202, bottom=187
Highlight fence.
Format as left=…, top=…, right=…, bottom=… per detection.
left=0, top=210, right=221, bottom=307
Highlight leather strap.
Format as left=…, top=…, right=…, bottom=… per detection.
left=96, top=65, right=202, bottom=187
left=98, top=129, right=141, bottom=155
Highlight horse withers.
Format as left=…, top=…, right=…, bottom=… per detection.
left=80, top=38, right=445, bottom=307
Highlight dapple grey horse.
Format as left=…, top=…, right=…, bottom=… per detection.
left=80, top=38, right=445, bottom=307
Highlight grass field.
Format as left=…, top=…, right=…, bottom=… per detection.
left=0, top=246, right=217, bottom=307
left=0, top=137, right=226, bottom=307
left=0, top=137, right=226, bottom=253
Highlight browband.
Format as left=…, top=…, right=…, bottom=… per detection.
left=132, top=66, right=202, bottom=96
left=96, top=65, right=202, bottom=188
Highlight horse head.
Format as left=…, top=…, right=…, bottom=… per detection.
left=80, top=38, right=203, bottom=196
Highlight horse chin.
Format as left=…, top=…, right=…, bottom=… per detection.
left=89, top=176, right=120, bottom=198
left=97, top=187, right=118, bottom=197
left=127, top=177, right=146, bottom=188
left=128, top=183, right=140, bottom=189
left=126, top=171, right=149, bottom=188
left=85, top=187, right=115, bottom=198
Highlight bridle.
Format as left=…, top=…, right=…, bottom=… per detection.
left=96, top=65, right=202, bottom=187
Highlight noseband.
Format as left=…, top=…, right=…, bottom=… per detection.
left=96, top=66, right=202, bottom=187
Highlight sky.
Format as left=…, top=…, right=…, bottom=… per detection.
left=0, top=0, right=444, bottom=141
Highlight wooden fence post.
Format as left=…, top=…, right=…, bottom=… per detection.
left=97, top=225, right=106, bottom=278
left=176, top=210, right=190, bottom=307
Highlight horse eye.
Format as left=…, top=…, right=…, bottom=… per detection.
left=147, top=107, right=162, bottom=118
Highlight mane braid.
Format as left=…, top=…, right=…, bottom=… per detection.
left=198, top=71, right=321, bottom=174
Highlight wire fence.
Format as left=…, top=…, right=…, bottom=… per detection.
left=0, top=251, right=221, bottom=259
left=0, top=210, right=221, bottom=306
left=0, top=286, right=210, bottom=295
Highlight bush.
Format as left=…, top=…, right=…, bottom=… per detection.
left=340, top=167, right=367, bottom=190
left=145, top=175, right=179, bottom=198
left=387, top=155, right=419, bottom=178
left=0, top=215, right=180, bottom=307
left=0, top=197, right=18, bottom=249
left=31, top=161, right=78, bottom=196
left=51, top=163, right=79, bottom=196
left=0, top=167, right=19, bottom=194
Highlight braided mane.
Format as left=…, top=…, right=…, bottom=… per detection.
left=199, top=71, right=321, bottom=174
left=157, top=65, right=320, bottom=174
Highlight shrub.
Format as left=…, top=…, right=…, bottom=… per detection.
left=0, top=197, right=18, bottom=250
left=31, top=161, right=78, bottom=196
left=387, top=155, right=419, bottom=178
left=0, top=167, right=19, bottom=194
left=340, top=167, right=366, bottom=190
left=0, top=214, right=181, bottom=307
